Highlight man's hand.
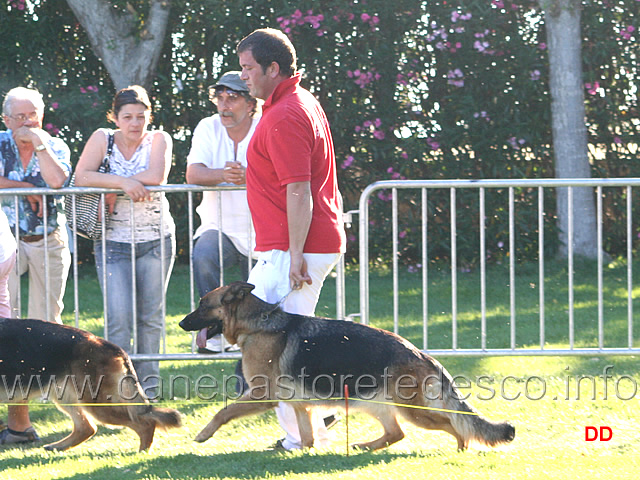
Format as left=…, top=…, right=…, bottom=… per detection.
left=13, top=125, right=49, bottom=146
left=26, top=194, right=43, bottom=217
left=223, top=161, right=246, bottom=185
left=289, top=251, right=312, bottom=290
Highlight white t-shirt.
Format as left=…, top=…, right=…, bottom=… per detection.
left=186, top=115, right=258, bottom=256
left=102, top=129, right=175, bottom=243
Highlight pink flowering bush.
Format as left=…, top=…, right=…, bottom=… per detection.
left=4, top=0, right=640, bottom=264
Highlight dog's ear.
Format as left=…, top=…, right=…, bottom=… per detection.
left=239, top=282, right=255, bottom=295
left=221, top=282, right=255, bottom=305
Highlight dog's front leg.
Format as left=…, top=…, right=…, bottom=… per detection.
left=293, top=405, right=315, bottom=448
left=195, top=395, right=278, bottom=443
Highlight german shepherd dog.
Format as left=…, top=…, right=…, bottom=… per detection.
left=180, top=282, right=515, bottom=451
left=0, top=318, right=181, bottom=451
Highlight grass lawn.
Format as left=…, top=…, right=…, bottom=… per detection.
left=1, top=261, right=639, bottom=479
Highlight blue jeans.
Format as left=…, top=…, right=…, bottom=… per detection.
left=94, top=236, right=175, bottom=394
left=192, top=229, right=249, bottom=298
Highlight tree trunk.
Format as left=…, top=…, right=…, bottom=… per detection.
left=542, top=0, right=599, bottom=259
left=66, top=0, right=171, bottom=91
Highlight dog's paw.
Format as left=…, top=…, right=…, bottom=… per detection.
left=194, top=432, right=211, bottom=443
left=350, top=443, right=373, bottom=452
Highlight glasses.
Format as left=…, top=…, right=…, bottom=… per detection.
left=208, top=88, right=246, bottom=106
left=9, top=111, right=40, bottom=122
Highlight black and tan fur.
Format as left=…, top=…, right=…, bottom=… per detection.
left=0, top=318, right=181, bottom=451
left=180, top=282, right=515, bottom=451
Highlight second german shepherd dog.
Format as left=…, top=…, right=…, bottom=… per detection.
left=0, top=318, right=181, bottom=451
left=180, top=282, right=515, bottom=451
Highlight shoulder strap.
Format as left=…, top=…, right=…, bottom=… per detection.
left=101, top=129, right=114, bottom=170
left=106, top=129, right=115, bottom=156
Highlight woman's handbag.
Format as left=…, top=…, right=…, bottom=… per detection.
left=65, top=132, right=114, bottom=240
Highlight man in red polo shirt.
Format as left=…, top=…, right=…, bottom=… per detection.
left=238, top=28, right=346, bottom=450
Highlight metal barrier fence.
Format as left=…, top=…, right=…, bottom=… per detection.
left=359, top=178, right=640, bottom=356
left=1, top=184, right=346, bottom=362
left=5, top=178, right=638, bottom=360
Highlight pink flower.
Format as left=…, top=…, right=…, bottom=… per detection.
left=51, top=102, right=59, bottom=110
left=80, top=87, right=87, bottom=93
left=427, top=138, right=440, bottom=150
left=447, top=68, right=464, bottom=87
left=44, top=123, right=60, bottom=135
left=361, top=13, right=371, bottom=22
left=341, top=155, right=355, bottom=169
left=373, top=130, right=386, bottom=140
left=585, top=82, right=600, bottom=95
left=474, top=40, right=489, bottom=52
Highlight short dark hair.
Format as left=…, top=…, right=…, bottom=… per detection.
left=237, top=28, right=297, bottom=77
left=108, top=85, right=152, bottom=122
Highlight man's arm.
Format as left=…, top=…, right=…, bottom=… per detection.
left=287, top=181, right=313, bottom=288
left=186, top=162, right=246, bottom=186
left=186, top=163, right=226, bottom=185
left=13, top=126, right=69, bottom=188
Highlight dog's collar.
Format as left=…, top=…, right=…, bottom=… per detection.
left=260, top=288, right=295, bottom=321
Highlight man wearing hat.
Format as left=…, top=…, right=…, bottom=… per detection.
left=186, top=71, right=259, bottom=353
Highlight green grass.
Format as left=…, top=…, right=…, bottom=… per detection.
left=2, top=261, right=639, bottom=479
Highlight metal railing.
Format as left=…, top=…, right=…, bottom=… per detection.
left=1, top=184, right=347, bottom=362
left=358, top=178, right=639, bottom=356
left=6, top=178, right=638, bottom=360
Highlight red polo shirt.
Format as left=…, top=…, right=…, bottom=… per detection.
left=247, top=74, right=345, bottom=253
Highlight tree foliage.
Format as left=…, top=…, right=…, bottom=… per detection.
left=2, top=0, right=640, bottom=266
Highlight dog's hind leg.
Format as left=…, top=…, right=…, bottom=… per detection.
left=397, top=407, right=466, bottom=449
left=352, top=405, right=405, bottom=451
left=195, top=396, right=278, bottom=443
left=127, top=419, right=157, bottom=451
left=44, top=405, right=97, bottom=451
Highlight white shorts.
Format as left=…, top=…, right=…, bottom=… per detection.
left=247, top=249, right=341, bottom=315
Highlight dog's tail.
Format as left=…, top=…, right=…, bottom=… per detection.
left=118, top=357, right=182, bottom=432
left=142, top=406, right=182, bottom=431
left=440, top=371, right=515, bottom=449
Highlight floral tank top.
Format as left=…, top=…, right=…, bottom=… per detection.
left=101, top=128, right=175, bottom=243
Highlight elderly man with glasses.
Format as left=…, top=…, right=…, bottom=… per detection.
left=0, top=87, right=71, bottom=324
left=185, top=71, right=259, bottom=354
left=0, top=86, right=71, bottom=445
